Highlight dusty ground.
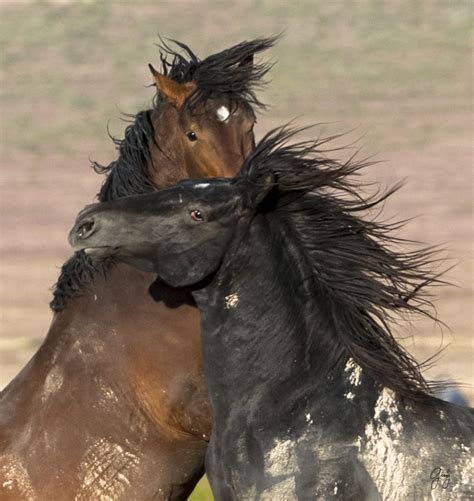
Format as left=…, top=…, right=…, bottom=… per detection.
left=0, top=2, right=472, bottom=498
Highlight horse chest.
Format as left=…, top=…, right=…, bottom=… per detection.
left=207, top=419, right=371, bottom=500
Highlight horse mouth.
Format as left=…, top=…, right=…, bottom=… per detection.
left=81, top=246, right=120, bottom=260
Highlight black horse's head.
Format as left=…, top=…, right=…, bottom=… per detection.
left=69, top=168, right=273, bottom=287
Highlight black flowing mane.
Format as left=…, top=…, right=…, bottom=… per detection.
left=50, top=37, right=276, bottom=312
left=241, top=127, right=446, bottom=400
left=158, top=36, right=276, bottom=110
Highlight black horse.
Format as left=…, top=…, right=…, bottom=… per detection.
left=70, top=127, right=473, bottom=500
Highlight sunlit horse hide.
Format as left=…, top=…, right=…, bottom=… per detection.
left=70, top=127, right=473, bottom=500
left=0, top=37, right=277, bottom=500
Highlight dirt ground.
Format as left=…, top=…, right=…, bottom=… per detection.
left=1, top=2, right=472, bottom=415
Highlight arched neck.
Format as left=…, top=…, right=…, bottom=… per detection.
left=192, top=215, right=377, bottom=425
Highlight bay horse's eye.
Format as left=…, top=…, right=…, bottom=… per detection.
left=186, top=130, right=198, bottom=142
left=190, top=210, right=204, bottom=222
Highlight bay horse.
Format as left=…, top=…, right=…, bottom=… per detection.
left=70, top=127, right=473, bottom=500
left=0, top=37, right=276, bottom=500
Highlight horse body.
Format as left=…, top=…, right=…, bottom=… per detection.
left=1, top=267, right=208, bottom=500
left=193, top=217, right=472, bottom=500
left=1, top=38, right=276, bottom=499
left=70, top=127, right=473, bottom=500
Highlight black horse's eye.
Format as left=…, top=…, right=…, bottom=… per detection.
left=186, top=130, right=198, bottom=142
left=190, top=210, right=204, bottom=222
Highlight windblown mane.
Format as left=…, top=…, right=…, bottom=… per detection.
left=242, top=127, right=446, bottom=400
left=158, top=36, right=277, bottom=110
left=50, top=37, right=276, bottom=311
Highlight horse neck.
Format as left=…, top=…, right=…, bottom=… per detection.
left=7, top=263, right=209, bottom=438
left=1, top=264, right=209, bottom=499
left=193, top=215, right=378, bottom=427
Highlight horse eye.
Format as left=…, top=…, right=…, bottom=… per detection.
left=190, top=210, right=204, bottom=222
left=186, top=130, right=198, bottom=142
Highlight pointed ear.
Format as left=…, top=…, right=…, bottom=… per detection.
left=248, top=171, right=275, bottom=208
left=238, top=53, right=254, bottom=68
left=148, top=64, right=196, bottom=109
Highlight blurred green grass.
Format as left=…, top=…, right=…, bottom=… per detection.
left=189, top=476, right=212, bottom=501
left=1, top=2, right=472, bottom=500
left=1, top=1, right=471, bottom=162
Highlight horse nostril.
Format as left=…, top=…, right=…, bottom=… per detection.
left=76, top=219, right=96, bottom=239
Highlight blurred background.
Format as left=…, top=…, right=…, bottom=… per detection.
left=1, top=1, right=472, bottom=499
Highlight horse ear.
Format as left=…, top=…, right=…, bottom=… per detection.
left=238, top=53, right=254, bottom=68
left=249, top=171, right=275, bottom=208
left=148, top=64, right=196, bottom=109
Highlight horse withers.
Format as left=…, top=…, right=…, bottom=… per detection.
left=0, top=37, right=276, bottom=500
left=70, top=127, right=473, bottom=500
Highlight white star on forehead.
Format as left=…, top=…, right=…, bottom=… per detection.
left=216, top=105, right=230, bottom=122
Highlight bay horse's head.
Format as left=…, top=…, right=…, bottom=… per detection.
left=143, top=38, right=276, bottom=187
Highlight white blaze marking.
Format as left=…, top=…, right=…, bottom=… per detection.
left=344, top=357, right=362, bottom=386
left=225, top=293, right=239, bottom=309
left=305, top=413, right=313, bottom=424
left=265, top=439, right=295, bottom=476
left=193, top=183, right=210, bottom=189
left=216, top=105, right=230, bottom=122
left=361, top=388, right=406, bottom=499
left=359, top=387, right=473, bottom=498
